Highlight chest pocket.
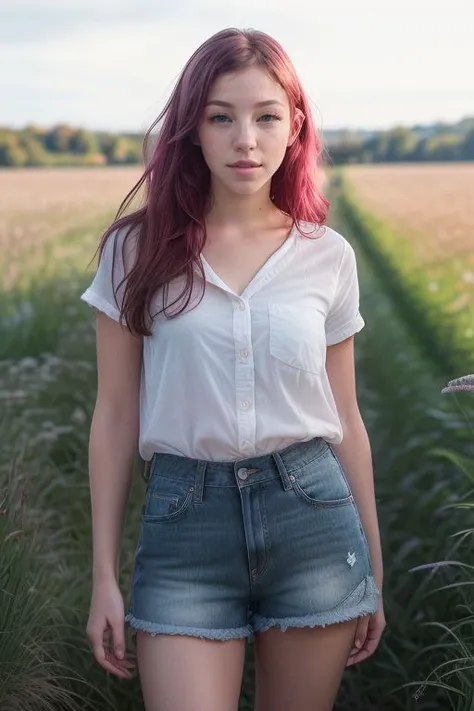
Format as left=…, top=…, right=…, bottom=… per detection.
left=268, top=303, right=325, bottom=376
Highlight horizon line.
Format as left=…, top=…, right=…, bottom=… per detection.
left=2, top=113, right=473, bottom=136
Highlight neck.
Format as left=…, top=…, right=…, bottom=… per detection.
left=206, top=181, right=279, bottom=228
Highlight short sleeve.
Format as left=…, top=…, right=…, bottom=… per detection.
left=80, top=226, right=136, bottom=323
left=325, top=239, right=365, bottom=346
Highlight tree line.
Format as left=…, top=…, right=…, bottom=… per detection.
left=0, top=124, right=142, bottom=167
left=1, top=117, right=473, bottom=167
left=326, top=117, right=474, bottom=164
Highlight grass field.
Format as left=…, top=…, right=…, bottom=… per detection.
left=339, top=163, right=474, bottom=376
left=343, top=163, right=474, bottom=339
left=0, top=166, right=142, bottom=288
left=1, top=166, right=473, bottom=711
left=343, top=164, right=474, bottom=263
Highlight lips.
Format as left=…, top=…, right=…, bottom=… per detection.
left=228, top=161, right=261, bottom=168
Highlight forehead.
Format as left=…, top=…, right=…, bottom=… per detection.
left=206, top=65, right=289, bottom=107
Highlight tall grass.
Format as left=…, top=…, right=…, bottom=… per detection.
left=1, top=183, right=473, bottom=709
left=0, top=234, right=147, bottom=710
left=330, top=182, right=474, bottom=710
left=336, top=171, right=474, bottom=376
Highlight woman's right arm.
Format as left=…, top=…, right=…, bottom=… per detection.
left=86, top=310, right=142, bottom=678
left=88, top=309, right=143, bottom=584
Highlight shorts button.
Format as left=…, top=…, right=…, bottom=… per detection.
left=237, top=468, right=248, bottom=480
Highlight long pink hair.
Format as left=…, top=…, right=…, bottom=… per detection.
left=89, top=27, right=330, bottom=337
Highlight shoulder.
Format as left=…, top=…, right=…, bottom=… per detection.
left=100, top=222, right=140, bottom=275
left=295, top=221, right=353, bottom=266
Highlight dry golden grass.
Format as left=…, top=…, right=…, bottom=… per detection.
left=344, top=163, right=474, bottom=264
left=0, top=166, right=142, bottom=256
left=0, top=166, right=143, bottom=288
left=344, top=162, right=474, bottom=340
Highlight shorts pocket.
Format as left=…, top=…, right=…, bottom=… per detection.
left=143, top=473, right=194, bottom=523
left=268, top=303, right=325, bottom=376
left=289, top=447, right=353, bottom=507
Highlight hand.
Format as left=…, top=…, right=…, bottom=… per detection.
left=346, top=596, right=386, bottom=667
left=86, top=579, right=137, bottom=679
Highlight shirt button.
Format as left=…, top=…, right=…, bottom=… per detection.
left=239, top=302, right=246, bottom=311
left=237, top=468, right=248, bottom=480
left=241, top=399, right=251, bottom=410
left=239, top=348, right=249, bottom=358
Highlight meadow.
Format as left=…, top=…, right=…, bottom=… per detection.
left=1, top=165, right=473, bottom=711
left=0, top=167, right=142, bottom=289
left=339, top=163, right=474, bottom=374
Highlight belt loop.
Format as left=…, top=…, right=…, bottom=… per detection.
left=193, top=460, right=207, bottom=503
left=272, top=451, right=292, bottom=491
left=142, top=457, right=153, bottom=483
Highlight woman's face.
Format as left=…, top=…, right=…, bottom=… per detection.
left=196, top=65, right=302, bottom=198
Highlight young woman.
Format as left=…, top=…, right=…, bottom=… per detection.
left=81, top=27, right=386, bottom=711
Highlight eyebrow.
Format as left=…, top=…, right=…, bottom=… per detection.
left=204, top=100, right=286, bottom=108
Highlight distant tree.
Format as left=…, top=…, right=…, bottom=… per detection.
left=364, top=133, right=391, bottom=162
left=104, top=136, right=141, bottom=164
left=463, top=129, right=474, bottom=159
left=0, top=135, right=28, bottom=166
left=422, top=134, right=463, bottom=160
left=17, top=129, right=48, bottom=165
left=384, top=126, right=418, bottom=161
left=69, top=129, right=99, bottom=154
left=23, top=123, right=48, bottom=145
left=327, top=138, right=364, bottom=165
left=44, top=124, right=75, bottom=152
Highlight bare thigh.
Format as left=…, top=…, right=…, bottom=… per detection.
left=253, top=619, right=358, bottom=711
left=136, top=631, right=247, bottom=711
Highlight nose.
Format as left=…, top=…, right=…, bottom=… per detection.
left=233, top=121, right=257, bottom=152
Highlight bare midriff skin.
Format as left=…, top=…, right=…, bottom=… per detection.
left=201, top=215, right=294, bottom=296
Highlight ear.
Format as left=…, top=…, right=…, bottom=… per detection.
left=287, top=108, right=305, bottom=147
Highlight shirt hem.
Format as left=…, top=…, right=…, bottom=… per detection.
left=325, top=313, right=365, bottom=346
left=80, top=289, right=121, bottom=323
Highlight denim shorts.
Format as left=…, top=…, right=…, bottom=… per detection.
left=125, top=436, right=380, bottom=642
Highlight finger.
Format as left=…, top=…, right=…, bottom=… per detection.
left=348, top=633, right=379, bottom=657
left=111, top=621, right=127, bottom=660
left=105, top=652, right=136, bottom=669
left=103, top=644, right=136, bottom=666
left=101, top=659, right=135, bottom=679
left=348, top=644, right=363, bottom=658
left=93, top=648, right=132, bottom=678
left=92, top=639, right=135, bottom=678
left=349, top=633, right=366, bottom=654
left=104, top=651, right=137, bottom=675
left=346, top=638, right=381, bottom=667
left=348, top=622, right=368, bottom=657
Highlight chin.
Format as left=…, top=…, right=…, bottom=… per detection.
left=225, top=179, right=269, bottom=197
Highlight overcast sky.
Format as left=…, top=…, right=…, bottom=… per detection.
left=1, top=0, right=472, bottom=134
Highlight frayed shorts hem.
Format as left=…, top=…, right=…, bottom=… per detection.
left=125, top=575, right=380, bottom=641
left=125, top=613, right=254, bottom=641
left=252, top=575, right=380, bottom=634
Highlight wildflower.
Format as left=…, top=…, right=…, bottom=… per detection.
left=441, top=374, right=474, bottom=393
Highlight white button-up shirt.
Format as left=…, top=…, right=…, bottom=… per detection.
left=80, top=222, right=364, bottom=462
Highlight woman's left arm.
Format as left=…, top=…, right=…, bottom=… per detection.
left=325, top=335, right=384, bottom=592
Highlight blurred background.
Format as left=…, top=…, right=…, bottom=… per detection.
left=1, top=2, right=473, bottom=710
